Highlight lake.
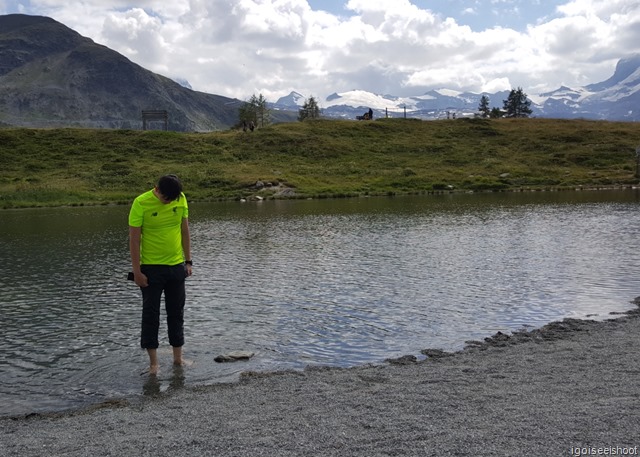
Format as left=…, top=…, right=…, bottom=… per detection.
left=1, top=189, right=639, bottom=417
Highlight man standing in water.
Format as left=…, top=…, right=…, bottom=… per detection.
left=129, top=174, right=192, bottom=375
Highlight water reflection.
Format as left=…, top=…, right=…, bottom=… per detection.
left=1, top=190, right=639, bottom=417
left=142, top=365, right=186, bottom=397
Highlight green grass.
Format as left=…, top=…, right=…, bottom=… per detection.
left=0, top=117, right=638, bottom=208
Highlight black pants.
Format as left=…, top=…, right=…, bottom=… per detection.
left=140, top=264, right=187, bottom=349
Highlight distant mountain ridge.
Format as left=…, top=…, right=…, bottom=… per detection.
left=275, top=54, right=640, bottom=121
left=0, top=14, right=242, bottom=131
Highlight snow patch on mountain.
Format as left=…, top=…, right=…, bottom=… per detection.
left=324, top=90, right=418, bottom=110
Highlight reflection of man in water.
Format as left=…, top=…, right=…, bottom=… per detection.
left=129, top=174, right=193, bottom=375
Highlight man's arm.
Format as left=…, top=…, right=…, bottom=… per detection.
left=181, top=218, right=192, bottom=276
left=129, top=225, right=148, bottom=287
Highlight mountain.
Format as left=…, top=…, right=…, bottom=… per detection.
left=274, top=91, right=306, bottom=108
left=535, top=54, right=640, bottom=120
left=585, top=54, right=640, bottom=92
left=278, top=55, right=640, bottom=121
left=0, top=14, right=241, bottom=131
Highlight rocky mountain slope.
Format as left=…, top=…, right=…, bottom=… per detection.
left=0, top=14, right=241, bottom=131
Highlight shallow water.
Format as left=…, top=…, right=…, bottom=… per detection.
left=1, top=190, right=639, bottom=417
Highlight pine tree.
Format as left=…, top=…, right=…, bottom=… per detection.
left=489, top=107, right=504, bottom=118
left=478, top=95, right=490, bottom=118
left=238, top=93, right=272, bottom=129
left=255, top=93, right=271, bottom=127
left=238, top=96, right=257, bottom=127
left=298, top=96, right=321, bottom=121
left=503, top=87, right=532, bottom=118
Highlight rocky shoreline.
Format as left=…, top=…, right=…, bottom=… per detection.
left=2, top=300, right=639, bottom=456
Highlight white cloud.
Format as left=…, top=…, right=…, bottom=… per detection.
left=102, top=9, right=165, bottom=58
left=482, top=78, right=512, bottom=93
left=3, top=0, right=640, bottom=102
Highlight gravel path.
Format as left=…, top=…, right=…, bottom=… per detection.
left=2, top=302, right=639, bottom=457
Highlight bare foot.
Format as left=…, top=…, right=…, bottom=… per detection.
left=173, top=359, right=194, bottom=367
left=149, top=364, right=160, bottom=375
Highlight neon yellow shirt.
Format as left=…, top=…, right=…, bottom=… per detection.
left=128, top=190, right=189, bottom=265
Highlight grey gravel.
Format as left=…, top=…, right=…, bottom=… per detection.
left=2, top=303, right=639, bottom=457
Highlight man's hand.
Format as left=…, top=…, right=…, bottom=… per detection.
left=134, top=271, right=148, bottom=288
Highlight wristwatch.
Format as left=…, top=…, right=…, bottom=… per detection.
left=185, top=260, right=193, bottom=266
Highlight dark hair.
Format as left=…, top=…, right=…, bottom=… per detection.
left=157, top=174, right=183, bottom=201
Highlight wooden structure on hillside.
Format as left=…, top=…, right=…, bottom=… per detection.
left=141, top=110, right=168, bottom=131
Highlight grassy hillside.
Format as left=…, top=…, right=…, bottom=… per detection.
left=0, top=117, right=638, bottom=208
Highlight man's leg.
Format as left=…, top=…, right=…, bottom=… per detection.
left=165, top=265, right=186, bottom=366
left=172, top=346, right=183, bottom=366
left=147, top=348, right=159, bottom=375
left=141, top=266, right=163, bottom=374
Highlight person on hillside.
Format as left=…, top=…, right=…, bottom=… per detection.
left=129, top=174, right=193, bottom=375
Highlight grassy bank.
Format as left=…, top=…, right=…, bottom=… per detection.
left=0, top=117, right=638, bottom=208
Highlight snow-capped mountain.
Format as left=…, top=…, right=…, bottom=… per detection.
left=173, top=78, right=193, bottom=90
left=275, top=55, right=640, bottom=121
left=273, top=91, right=306, bottom=108
left=534, top=55, right=640, bottom=120
left=291, top=89, right=511, bottom=120
left=534, top=86, right=593, bottom=118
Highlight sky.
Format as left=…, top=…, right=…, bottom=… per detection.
left=1, top=0, right=639, bottom=104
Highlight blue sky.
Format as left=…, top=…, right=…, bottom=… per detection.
left=307, top=0, right=565, bottom=31
left=1, top=0, right=638, bottom=102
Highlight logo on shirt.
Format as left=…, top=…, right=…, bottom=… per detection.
left=152, top=212, right=158, bottom=217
